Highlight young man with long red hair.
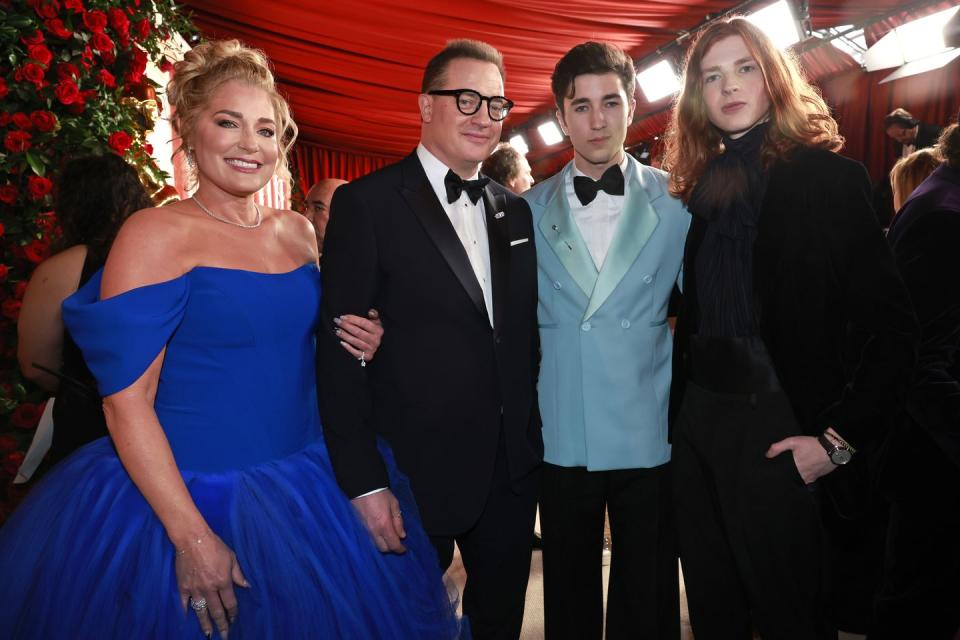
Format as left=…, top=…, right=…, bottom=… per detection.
left=664, top=18, right=919, bottom=639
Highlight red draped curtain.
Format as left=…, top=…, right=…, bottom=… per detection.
left=291, top=141, right=398, bottom=189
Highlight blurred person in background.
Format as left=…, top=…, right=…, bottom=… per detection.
left=482, top=143, right=534, bottom=194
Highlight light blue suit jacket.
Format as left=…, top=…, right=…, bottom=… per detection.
left=523, top=157, right=690, bottom=470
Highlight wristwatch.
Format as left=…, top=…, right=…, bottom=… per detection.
left=817, top=432, right=853, bottom=465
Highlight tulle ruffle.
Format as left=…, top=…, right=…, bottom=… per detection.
left=0, top=438, right=465, bottom=639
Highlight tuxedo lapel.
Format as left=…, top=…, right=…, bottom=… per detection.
left=537, top=166, right=598, bottom=298
left=483, top=187, right=509, bottom=335
left=584, top=158, right=660, bottom=320
left=399, top=154, right=488, bottom=320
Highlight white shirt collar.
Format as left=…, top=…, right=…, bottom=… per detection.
left=417, top=143, right=481, bottom=205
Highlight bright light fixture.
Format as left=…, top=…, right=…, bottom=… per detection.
left=880, top=48, right=960, bottom=83
left=636, top=59, right=682, bottom=102
left=508, top=134, right=529, bottom=155
left=746, top=0, right=803, bottom=50
left=865, top=6, right=960, bottom=72
left=537, top=121, right=564, bottom=145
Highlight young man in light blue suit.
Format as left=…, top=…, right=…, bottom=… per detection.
left=521, top=42, right=689, bottom=640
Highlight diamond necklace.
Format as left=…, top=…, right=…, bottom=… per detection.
left=192, top=196, right=262, bottom=229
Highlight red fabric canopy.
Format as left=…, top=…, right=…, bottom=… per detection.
left=183, top=0, right=957, bottom=186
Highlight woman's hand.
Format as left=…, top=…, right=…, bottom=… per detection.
left=335, top=309, right=383, bottom=363
left=765, top=435, right=836, bottom=484
left=175, top=531, right=249, bottom=639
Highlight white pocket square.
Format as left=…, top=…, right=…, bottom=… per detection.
left=510, top=238, right=529, bottom=246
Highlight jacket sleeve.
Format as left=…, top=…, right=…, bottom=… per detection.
left=890, top=209, right=960, bottom=466
left=817, top=160, right=920, bottom=449
left=317, top=183, right=389, bottom=498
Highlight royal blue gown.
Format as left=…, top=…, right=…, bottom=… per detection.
left=0, top=264, right=464, bottom=639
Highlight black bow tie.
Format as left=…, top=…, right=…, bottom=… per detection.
left=573, top=164, right=625, bottom=206
left=445, top=170, right=489, bottom=205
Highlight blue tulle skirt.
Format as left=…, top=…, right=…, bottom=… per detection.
left=0, top=438, right=465, bottom=639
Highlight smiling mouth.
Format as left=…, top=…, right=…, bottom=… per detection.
left=722, top=102, right=746, bottom=114
left=225, top=158, right=262, bottom=170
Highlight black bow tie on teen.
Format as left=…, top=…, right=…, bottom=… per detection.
left=573, top=164, right=625, bottom=206
left=445, top=170, right=490, bottom=205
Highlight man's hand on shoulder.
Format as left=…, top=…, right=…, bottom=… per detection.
left=351, top=489, right=407, bottom=554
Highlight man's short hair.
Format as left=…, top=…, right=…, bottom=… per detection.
left=884, top=108, right=918, bottom=130
left=482, top=144, right=524, bottom=185
left=551, top=42, right=636, bottom=112
left=421, top=39, right=505, bottom=93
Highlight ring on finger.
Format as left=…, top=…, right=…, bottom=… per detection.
left=392, top=510, right=402, bottom=518
left=359, top=351, right=366, bottom=367
left=190, top=597, right=208, bottom=612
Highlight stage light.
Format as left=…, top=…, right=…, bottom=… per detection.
left=865, top=6, right=960, bottom=72
left=538, top=121, right=564, bottom=146
left=508, top=134, right=529, bottom=155
left=880, top=48, right=960, bottom=84
left=746, top=0, right=803, bottom=50
left=636, top=59, right=682, bottom=102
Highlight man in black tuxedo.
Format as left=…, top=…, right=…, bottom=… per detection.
left=317, top=39, right=542, bottom=640
left=884, top=108, right=943, bottom=158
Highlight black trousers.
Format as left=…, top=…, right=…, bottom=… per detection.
left=872, top=443, right=960, bottom=640
left=430, top=434, right=539, bottom=640
left=673, top=382, right=833, bottom=640
left=540, top=462, right=679, bottom=640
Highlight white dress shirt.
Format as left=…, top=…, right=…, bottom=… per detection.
left=565, top=155, right=630, bottom=270
left=417, top=143, right=494, bottom=326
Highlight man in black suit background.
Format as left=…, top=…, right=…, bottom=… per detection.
left=884, top=108, right=943, bottom=158
left=317, top=39, right=541, bottom=640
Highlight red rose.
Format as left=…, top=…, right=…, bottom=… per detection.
left=0, top=435, right=17, bottom=454
left=31, top=0, right=59, bottom=19
left=92, top=31, right=114, bottom=54
left=83, top=9, right=108, bottom=32
left=117, top=31, right=130, bottom=50
left=158, top=57, right=174, bottom=74
left=97, top=68, right=116, bottom=88
left=130, top=46, right=148, bottom=74
left=82, top=45, right=94, bottom=61
left=134, top=18, right=151, bottom=40
left=56, top=62, right=80, bottom=81
left=27, top=44, right=53, bottom=67
left=3, top=451, right=26, bottom=476
left=4, top=131, right=32, bottom=153
left=108, top=8, right=129, bottom=35
left=11, top=113, right=33, bottom=130
left=44, top=18, right=73, bottom=39
left=143, top=142, right=154, bottom=155
left=14, top=281, right=27, bottom=299
left=108, top=131, right=133, bottom=155
left=27, top=176, right=53, bottom=201
left=20, top=62, right=47, bottom=89
left=0, top=113, right=9, bottom=127
left=0, top=185, right=16, bottom=204
left=0, top=77, right=7, bottom=100
left=23, top=238, right=50, bottom=263
left=11, top=402, right=44, bottom=429
left=1, top=299, right=21, bottom=321
left=54, top=79, right=80, bottom=105
left=63, top=0, right=83, bottom=11
left=0, top=264, right=8, bottom=281
left=68, top=97, right=86, bottom=114
left=20, top=30, right=44, bottom=45
left=30, top=110, right=57, bottom=133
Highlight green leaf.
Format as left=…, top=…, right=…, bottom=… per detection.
left=25, top=150, right=46, bottom=177
left=7, top=14, right=35, bottom=28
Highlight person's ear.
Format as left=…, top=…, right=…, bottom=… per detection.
left=556, top=108, right=568, bottom=136
left=418, top=94, right=433, bottom=123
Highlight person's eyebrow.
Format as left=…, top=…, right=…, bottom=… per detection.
left=213, top=109, right=276, bottom=125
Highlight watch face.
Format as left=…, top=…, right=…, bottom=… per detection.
left=831, top=448, right=853, bottom=465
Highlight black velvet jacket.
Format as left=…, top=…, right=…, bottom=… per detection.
left=671, top=147, right=920, bottom=449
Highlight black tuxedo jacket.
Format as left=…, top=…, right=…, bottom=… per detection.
left=672, top=147, right=920, bottom=450
left=887, top=163, right=960, bottom=473
left=317, top=151, right=542, bottom=534
left=896, top=121, right=943, bottom=156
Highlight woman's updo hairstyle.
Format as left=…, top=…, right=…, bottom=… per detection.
left=167, top=39, right=298, bottom=189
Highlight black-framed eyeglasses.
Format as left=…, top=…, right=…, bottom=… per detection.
left=427, top=89, right=514, bottom=121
